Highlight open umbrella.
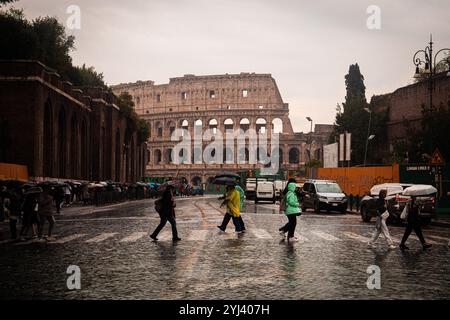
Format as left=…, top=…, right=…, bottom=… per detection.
left=214, top=172, right=240, bottom=179
left=24, top=186, right=43, bottom=194
left=158, top=180, right=182, bottom=191
left=3, top=180, right=25, bottom=189
left=403, top=184, right=437, bottom=197
left=212, top=176, right=236, bottom=186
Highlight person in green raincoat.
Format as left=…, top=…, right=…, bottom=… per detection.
left=278, top=182, right=301, bottom=242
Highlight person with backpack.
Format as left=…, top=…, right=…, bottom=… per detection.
left=278, top=182, right=301, bottom=242
left=217, top=184, right=244, bottom=233
left=150, top=185, right=180, bottom=242
left=234, top=178, right=246, bottom=231
left=367, top=189, right=396, bottom=249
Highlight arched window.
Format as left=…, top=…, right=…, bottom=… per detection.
left=224, top=118, right=234, bottom=132
left=239, top=118, right=250, bottom=132
left=166, top=148, right=173, bottom=164
left=289, top=148, right=300, bottom=164
left=256, top=118, right=267, bottom=134
left=58, top=108, right=66, bottom=178
left=209, top=119, right=218, bottom=134
left=272, top=118, right=283, bottom=134
left=43, top=102, right=53, bottom=177
left=154, top=149, right=162, bottom=165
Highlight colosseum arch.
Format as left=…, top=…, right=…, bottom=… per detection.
left=57, top=107, right=67, bottom=178
left=192, top=176, right=202, bottom=186
left=272, top=118, right=283, bottom=134
left=223, top=146, right=234, bottom=164
left=155, top=121, right=163, bottom=137
left=154, top=149, right=162, bottom=165
left=43, top=100, right=54, bottom=177
left=224, top=118, right=234, bottom=132
left=289, top=147, right=300, bottom=164
left=239, top=118, right=250, bottom=131
left=167, top=120, right=176, bottom=136
left=70, top=113, right=79, bottom=178
left=208, top=118, right=218, bottom=134
left=256, top=118, right=267, bottom=134
left=166, top=148, right=173, bottom=164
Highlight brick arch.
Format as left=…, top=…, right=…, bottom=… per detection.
left=70, top=112, right=79, bottom=178
left=43, top=99, right=54, bottom=177
left=57, top=105, right=67, bottom=178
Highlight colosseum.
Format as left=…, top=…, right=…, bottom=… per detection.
left=111, top=73, right=332, bottom=185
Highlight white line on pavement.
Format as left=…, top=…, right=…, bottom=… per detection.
left=85, top=233, right=117, bottom=243
left=187, top=230, right=209, bottom=241
left=250, top=228, right=273, bottom=239
left=427, top=234, right=449, bottom=242
left=119, top=232, right=148, bottom=242
left=342, top=232, right=371, bottom=243
left=293, top=233, right=309, bottom=242
left=51, top=234, right=87, bottom=244
left=310, top=231, right=342, bottom=241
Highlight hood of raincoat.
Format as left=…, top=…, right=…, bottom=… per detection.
left=287, top=182, right=297, bottom=192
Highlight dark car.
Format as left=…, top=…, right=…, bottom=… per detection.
left=360, top=183, right=436, bottom=225
left=301, top=180, right=348, bottom=214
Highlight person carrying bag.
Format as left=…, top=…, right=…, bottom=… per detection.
left=368, top=189, right=396, bottom=249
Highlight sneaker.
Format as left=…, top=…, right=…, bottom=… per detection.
left=287, top=236, right=299, bottom=242
left=399, top=244, right=409, bottom=250
left=423, top=243, right=432, bottom=250
left=217, top=226, right=225, bottom=232
left=388, top=244, right=397, bottom=250
left=172, top=237, right=181, bottom=241
left=45, top=236, right=56, bottom=241
left=149, top=234, right=158, bottom=241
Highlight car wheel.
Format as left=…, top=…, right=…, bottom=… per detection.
left=340, top=207, right=347, bottom=214
left=255, top=197, right=259, bottom=204
left=314, top=202, right=321, bottom=213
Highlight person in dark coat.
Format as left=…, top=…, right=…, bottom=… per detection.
left=150, top=185, right=180, bottom=241
left=6, top=189, right=23, bottom=239
left=20, top=192, right=39, bottom=240
left=38, top=187, right=56, bottom=240
left=400, top=197, right=432, bottom=250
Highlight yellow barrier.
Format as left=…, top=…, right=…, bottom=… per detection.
left=0, top=163, right=29, bottom=181
left=316, top=164, right=399, bottom=196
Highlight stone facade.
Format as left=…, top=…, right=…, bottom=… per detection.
left=0, top=60, right=146, bottom=182
left=112, top=73, right=332, bottom=184
left=371, top=73, right=450, bottom=152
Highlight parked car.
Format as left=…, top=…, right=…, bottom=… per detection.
left=255, top=181, right=276, bottom=203
left=359, top=183, right=436, bottom=225
left=245, top=177, right=267, bottom=199
left=301, top=180, right=347, bottom=213
left=274, top=180, right=287, bottom=200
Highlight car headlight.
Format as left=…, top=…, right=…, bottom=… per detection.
left=318, top=196, right=328, bottom=203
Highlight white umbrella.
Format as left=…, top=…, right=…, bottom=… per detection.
left=370, top=183, right=404, bottom=196
left=403, top=184, right=437, bottom=196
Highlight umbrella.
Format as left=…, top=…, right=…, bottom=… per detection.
left=370, top=183, right=405, bottom=196
left=214, top=172, right=240, bottom=179
left=3, top=180, right=25, bottom=189
left=24, top=186, right=43, bottom=194
left=158, top=180, right=182, bottom=191
left=403, top=184, right=437, bottom=197
left=212, top=176, right=236, bottom=186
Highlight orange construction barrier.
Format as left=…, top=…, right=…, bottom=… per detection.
left=316, top=164, right=399, bottom=196
left=0, top=163, right=29, bottom=181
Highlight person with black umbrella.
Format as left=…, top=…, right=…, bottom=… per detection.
left=217, top=183, right=244, bottom=233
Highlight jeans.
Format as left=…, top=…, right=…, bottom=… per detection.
left=151, top=214, right=178, bottom=239
left=38, top=215, right=55, bottom=238
left=219, top=213, right=243, bottom=232
left=370, top=217, right=393, bottom=245
left=401, top=220, right=426, bottom=245
left=279, top=214, right=297, bottom=238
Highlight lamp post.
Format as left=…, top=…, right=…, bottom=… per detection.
left=306, top=117, right=313, bottom=161
left=363, top=108, right=372, bottom=167
left=413, top=34, right=450, bottom=110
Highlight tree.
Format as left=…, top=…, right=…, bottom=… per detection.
left=116, top=92, right=150, bottom=144
left=67, top=64, right=107, bottom=88
left=330, top=64, right=375, bottom=166
left=0, top=0, right=17, bottom=5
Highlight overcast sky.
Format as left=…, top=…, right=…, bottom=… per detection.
left=9, top=0, right=450, bottom=132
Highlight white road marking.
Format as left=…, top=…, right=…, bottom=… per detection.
left=427, top=235, right=449, bottom=242
left=293, top=233, right=309, bottom=242
left=120, top=232, right=148, bottom=242
left=342, top=232, right=371, bottom=243
left=51, top=234, right=87, bottom=244
left=187, top=230, right=209, bottom=241
left=310, top=231, right=342, bottom=241
left=85, top=232, right=117, bottom=243
left=250, top=228, right=273, bottom=239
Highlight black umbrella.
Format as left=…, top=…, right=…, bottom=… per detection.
left=24, top=186, right=43, bottom=194
left=3, top=180, right=25, bottom=189
left=212, top=177, right=236, bottom=186
left=214, top=172, right=240, bottom=179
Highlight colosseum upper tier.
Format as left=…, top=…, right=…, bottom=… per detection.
left=111, top=73, right=331, bottom=185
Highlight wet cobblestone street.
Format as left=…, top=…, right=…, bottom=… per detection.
left=1, top=196, right=449, bottom=299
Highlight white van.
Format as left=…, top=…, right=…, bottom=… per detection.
left=255, top=181, right=276, bottom=203
left=274, top=180, right=287, bottom=200
left=246, top=177, right=267, bottom=199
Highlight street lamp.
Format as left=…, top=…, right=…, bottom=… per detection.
left=363, top=108, right=372, bottom=167
left=306, top=117, right=313, bottom=161
left=413, top=34, right=450, bottom=110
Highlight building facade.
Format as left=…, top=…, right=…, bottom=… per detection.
left=0, top=60, right=146, bottom=182
left=112, top=73, right=332, bottom=184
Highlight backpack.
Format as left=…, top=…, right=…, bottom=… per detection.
left=154, top=199, right=163, bottom=214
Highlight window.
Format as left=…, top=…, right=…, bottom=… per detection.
left=226, top=105, right=231, bottom=110
left=259, top=105, right=264, bottom=109
left=156, top=94, right=161, bottom=102
left=209, top=90, right=216, bottom=98
left=181, top=92, right=187, bottom=100
left=242, top=89, right=248, bottom=98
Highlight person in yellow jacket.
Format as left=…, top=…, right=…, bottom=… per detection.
left=217, top=184, right=244, bottom=233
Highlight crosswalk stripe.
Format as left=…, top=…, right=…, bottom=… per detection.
left=187, top=230, right=209, bottom=241
left=120, top=232, right=148, bottom=242
left=427, top=235, right=449, bottom=242
left=250, top=228, right=273, bottom=239
left=310, top=231, right=341, bottom=241
left=342, top=232, right=371, bottom=243
left=52, top=234, right=87, bottom=244
left=293, top=233, right=309, bottom=242
left=85, top=233, right=117, bottom=243
left=410, top=235, right=439, bottom=245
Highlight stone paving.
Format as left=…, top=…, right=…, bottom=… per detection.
left=0, top=196, right=449, bottom=300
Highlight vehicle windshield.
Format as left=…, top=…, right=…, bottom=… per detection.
left=316, top=183, right=342, bottom=193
